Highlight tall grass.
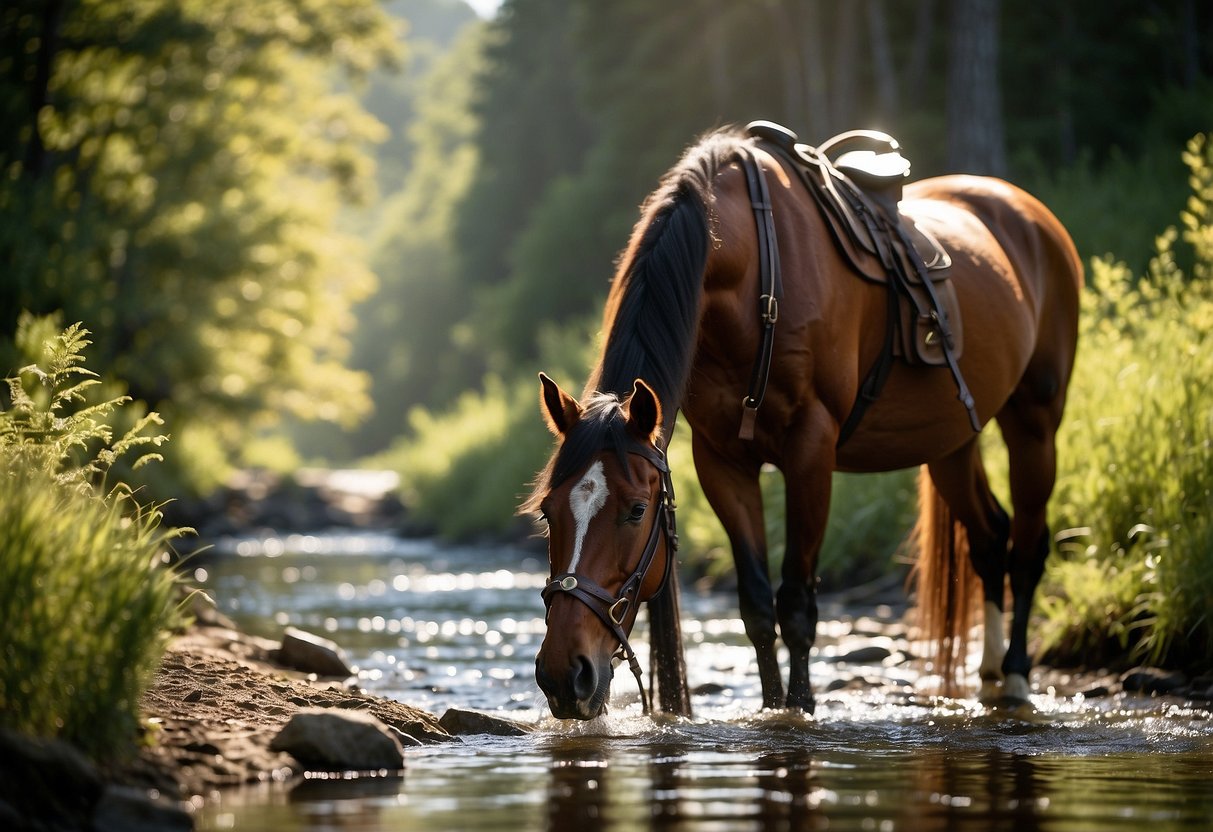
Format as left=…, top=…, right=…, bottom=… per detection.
left=1035, top=134, right=1213, bottom=668
left=0, top=317, right=186, bottom=758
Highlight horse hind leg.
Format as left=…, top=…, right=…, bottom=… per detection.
left=924, top=439, right=1011, bottom=701
left=996, top=385, right=1065, bottom=703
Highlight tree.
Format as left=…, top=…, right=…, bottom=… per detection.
left=347, top=22, right=486, bottom=457
left=0, top=0, right=398, bottom=491
left=947, top=0, right=1006, bottom=175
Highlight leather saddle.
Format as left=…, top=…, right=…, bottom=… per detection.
left=746, top=120, right=960, bottom=368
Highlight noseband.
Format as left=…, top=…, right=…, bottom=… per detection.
left=540, top=444, right=679, bottom=714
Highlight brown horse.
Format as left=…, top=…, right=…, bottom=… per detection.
left=525, top=125, right=1081, bottom=719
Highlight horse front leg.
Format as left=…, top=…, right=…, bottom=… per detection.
left=779, top=456, right=833, bottom=714
left=691, top=435, right=783, bottom=708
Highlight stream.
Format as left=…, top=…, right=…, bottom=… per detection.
left=191, top=531, right=1213, bottom=831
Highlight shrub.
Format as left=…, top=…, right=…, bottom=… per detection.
left=0, top=317, right=186, bottom=758
left=1036, top=135, right=1213, bottom=668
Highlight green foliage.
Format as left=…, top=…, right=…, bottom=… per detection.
left=0, top=0, right=399, bottom=493
left=3, top=315, right=167, bottom=489
left=384, top=376, right=549, bottom=539
left=1036, top=134, right=1213, bottom=668
left=380, top=318, right=599, bottom=538
left=343, top=20, right=486, bottom=458
left=0, top=320, right=186, bottom=758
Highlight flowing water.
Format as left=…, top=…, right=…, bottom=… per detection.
left=192, top=531, right=1213, bottom=831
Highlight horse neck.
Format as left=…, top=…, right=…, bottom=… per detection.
left=586, top=188, right=714, bottom=440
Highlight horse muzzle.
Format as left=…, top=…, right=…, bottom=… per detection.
left=536, top=651, right=612, bottom=720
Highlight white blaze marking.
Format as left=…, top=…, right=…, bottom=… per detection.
left=567, top=461, right=608, bottom=572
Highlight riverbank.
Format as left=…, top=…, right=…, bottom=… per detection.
left=8, top=581, right=1212, bottom=832
left=122, top=596, right=1213, bottom=804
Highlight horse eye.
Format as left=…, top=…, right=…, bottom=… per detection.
left=627, top=503, right=648, bottom=524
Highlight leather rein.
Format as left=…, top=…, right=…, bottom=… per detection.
left=540, top=443, right=679, bottom=714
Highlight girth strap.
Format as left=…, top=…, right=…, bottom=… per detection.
left=738, top=149, right=782, bottom=441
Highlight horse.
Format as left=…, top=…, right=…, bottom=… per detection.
left=524, top=124, right=1082, bottom=720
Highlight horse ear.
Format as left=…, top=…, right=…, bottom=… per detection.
left=625, top=378, right=663, bottom=443
left=539, top=372, right=581, bottom=436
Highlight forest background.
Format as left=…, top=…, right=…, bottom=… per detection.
left=2, top=0, right=1212, bottom=668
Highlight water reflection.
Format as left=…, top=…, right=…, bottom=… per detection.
left=194, top=534, right=1213, bottom=831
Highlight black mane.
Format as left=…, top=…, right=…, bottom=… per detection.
left=524, top=128, right=751, bottom=512
left=589, top=127, right=752, bottom=411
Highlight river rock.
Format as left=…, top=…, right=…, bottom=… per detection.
left=92, top=785, right=193, bottom=832
left=1120, top=667, right=1188, bottom=695
left=270, top=708, right=405, bottom=771
left=438, top=708, right=531, bottom=737
left=277, top=627, right=353, bottom=677
left=836, top=644, right=894, bottom=664
left=0, top=727, right=103, bottom=831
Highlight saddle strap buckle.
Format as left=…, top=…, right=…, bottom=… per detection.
left=761, top=293, right=779, bottom=325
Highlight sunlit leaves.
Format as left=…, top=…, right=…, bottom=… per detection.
left=1, top=0, right=398, bottom=492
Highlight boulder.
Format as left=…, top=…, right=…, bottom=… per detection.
left=835, top=644, right=894, bottom=664
left=277, top=627, right=353, bottom=677
left=438, top=708, right=531, bottom=737
left=270, top=708, right=404, bottom=771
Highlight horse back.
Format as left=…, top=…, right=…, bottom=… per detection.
left=903, top=175, right=1083, bottom=320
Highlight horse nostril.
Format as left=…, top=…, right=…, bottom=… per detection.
left=571, top=654, right=598, bottom=701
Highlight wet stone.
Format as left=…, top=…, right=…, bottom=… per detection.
left=836, top=645, right=893, bottom=664
left=277, top=627, right=354, bottom=678
left=438, top=707, right=531, bottom=737
left=1120, top=667, right=1188, bottom=695
left=270, top=708, right=405, bottom=771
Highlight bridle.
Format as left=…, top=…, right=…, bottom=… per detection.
left=540, top=443, right=679, bottom=714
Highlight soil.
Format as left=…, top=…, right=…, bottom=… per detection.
left=117, top=621, right=452, bottom=802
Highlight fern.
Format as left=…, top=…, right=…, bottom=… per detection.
left=2, top=315, right=168, bottom=492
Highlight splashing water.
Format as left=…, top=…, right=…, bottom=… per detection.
left=195, top=532, right=1213, bottom=831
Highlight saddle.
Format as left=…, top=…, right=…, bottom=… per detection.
left=747, top=120, right=959, bottom=368
left=744, top=120, right=979, bottom=444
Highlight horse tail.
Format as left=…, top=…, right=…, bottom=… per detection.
left=909, top=466, right=978, bottom=694
left=648, top=569, right=692, bottom=716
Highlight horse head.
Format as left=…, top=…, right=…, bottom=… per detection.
left=529, top=373, right=677, bottom=719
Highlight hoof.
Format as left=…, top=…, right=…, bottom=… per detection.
left=785, top=692, right=816, bottom=715
left=978, top=677, right=1003, bottom=704
left=1002, top=673, right=1031, bottom=703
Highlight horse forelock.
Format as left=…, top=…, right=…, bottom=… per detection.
left=523, top=393, right=633, bottom=516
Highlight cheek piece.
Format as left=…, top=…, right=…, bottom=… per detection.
left=541, top=445, right=679, bottom=714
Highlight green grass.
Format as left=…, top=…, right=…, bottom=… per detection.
left=0, top=317, right=187, bottom=758
left=1034, top=135, right=1213, bottom=668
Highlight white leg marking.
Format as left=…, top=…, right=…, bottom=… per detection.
left=980, top=600, right=1005, bottom=680
left=1004, top=673, right=1031, bottom=703
left=567, top=461, right=608, bottom=572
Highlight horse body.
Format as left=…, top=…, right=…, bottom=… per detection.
left=531, top=128, right=1081, bottom=718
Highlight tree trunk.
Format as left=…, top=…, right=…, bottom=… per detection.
left=865, top=0, right=898, bottom=121
left=800, top=0, right=831, bottom=139
left=946, top=0, right=1006, bottom=175
left=905, top=0, right=937, bottom=108
left=24, top=0, right=67, bottom=180
left=829, top=3, right=860, bottom=133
